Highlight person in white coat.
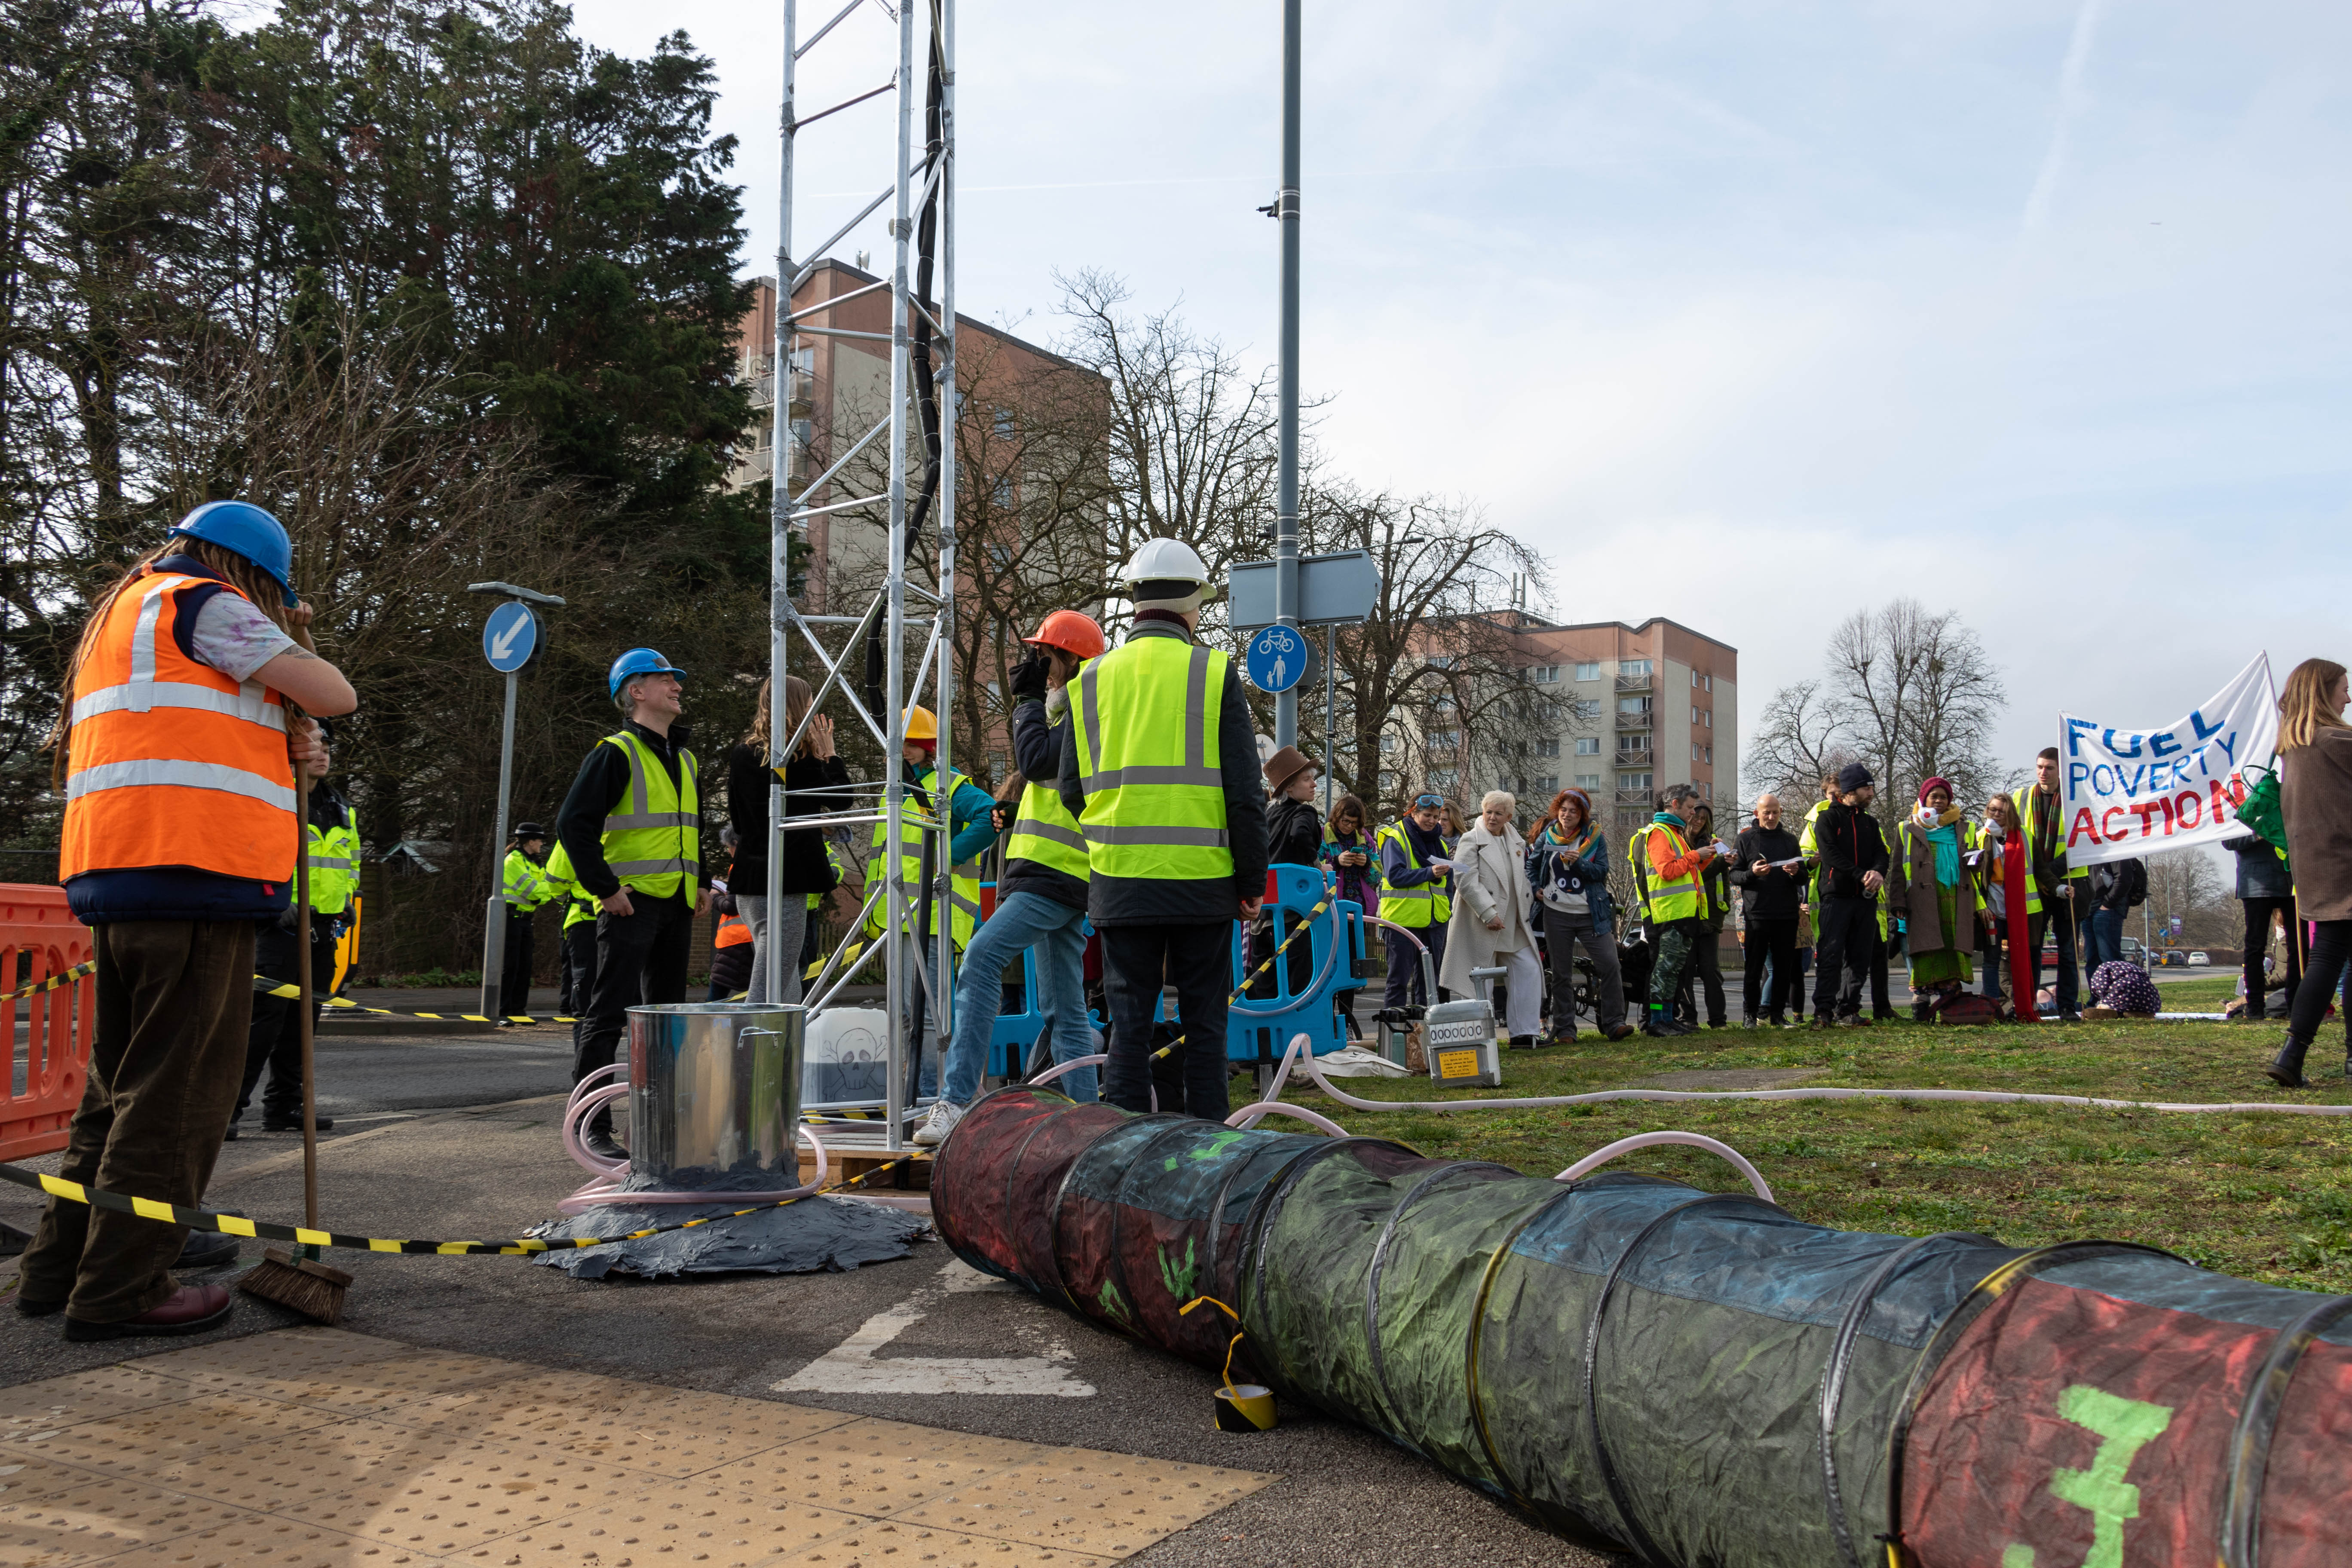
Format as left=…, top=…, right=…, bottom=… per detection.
left=1439, top=790, right=1545, bottom=1047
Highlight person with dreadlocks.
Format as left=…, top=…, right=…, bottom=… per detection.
left=20, top=502, right=355, bottom=1341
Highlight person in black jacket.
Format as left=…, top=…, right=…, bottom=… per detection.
left=2084, top=856, right=2146, bottom=974
left=1810, top=763, right=1890, bottom=1029
left=1253, top=747, right=1322, bottom=998
left=917, top=612, right=1107, bottom=1145
left=1730, top=792, right=1804, bottom=1027
left=2226, top=830, right=2298, bottom=1022
left=731, top=674, right=849, bottom=1004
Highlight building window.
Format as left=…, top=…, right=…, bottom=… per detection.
left=1379, top=733, right=1398, bottom=754
left=1429, top=730, right=1461, bottom=752
left=1569, top=698, right=1600, bottom=721
left=1618, top=735, right=1650, bottom=754
left=1575, top=737, right=1601, bottom=756
left=1621, top=659, right=1651, bottom=677
left=1428, top=768, right=1458, bottom=790
left=1431, top=694, right=1456, bottom=715
left=1575, top=662, right=1602, bottom=682
left=1618, top=771, right=1652, bottom=792
left=1617, top=696, right=1651, bottom=714
left=1427, top=655, right=1455, bottom=670
left=1575, top=773, right=1602, bottom=789
left=1529, top=664, right=1560, bottom=684
left=1535, top=775, right=1559, bottom=792
left=1379, top=769, right=1399, bottom=793
left=992, top=407, right=1015, bottom=438
left=1535, top=738, right=1559, bottom=758
left=990, top=751, right=1007, bottom=778
left=1695, top=744, right=1712, bottom=764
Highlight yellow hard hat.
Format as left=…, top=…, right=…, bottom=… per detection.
left=902, top=704, right=938, bottom=741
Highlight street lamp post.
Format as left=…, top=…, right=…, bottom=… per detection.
left=1272, top=0, right=1302, bottom=748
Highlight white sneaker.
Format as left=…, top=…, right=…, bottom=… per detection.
left=912, top=1099, right=965, bottom=1147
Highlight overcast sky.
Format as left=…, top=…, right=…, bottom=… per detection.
left=557, top=0, right=2352, bottom=778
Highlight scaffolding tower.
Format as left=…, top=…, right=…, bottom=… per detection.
left=763, top=0, right=959, bottom=1155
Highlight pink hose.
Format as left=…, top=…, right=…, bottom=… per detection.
left=1028, top=1051, right=1151, bottom=1112
left=1552, top=1131, right=1773, bottom=1201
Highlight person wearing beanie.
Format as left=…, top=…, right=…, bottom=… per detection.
left=1810, top=762, right=1889, bottom=1029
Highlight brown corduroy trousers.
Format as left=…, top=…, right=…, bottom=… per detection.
left=19, top=920, right=254, bottom=1323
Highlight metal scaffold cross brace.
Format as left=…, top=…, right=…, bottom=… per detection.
left=769, top=0, right=958, bottom=1153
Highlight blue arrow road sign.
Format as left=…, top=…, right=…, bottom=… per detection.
left=483, top=601, right=538, bottom=673
left=1245, top=625, right=1308, bottom=694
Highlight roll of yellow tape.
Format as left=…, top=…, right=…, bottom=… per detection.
left=1213, top=1383, right=1277, bottom=1432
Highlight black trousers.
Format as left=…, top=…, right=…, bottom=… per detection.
left=1100, top=922, right=1231, bottom=1122
left=578, top=892, right=696, bottom=1115
left=1677, top=925, right=1727, bottom=1026
left=1382, top=924, right=1444, bottom=1009
left=2244, top=897, right=2301, bottom=1018
left=238, top=919, right=338, bottom=1126
left=2289, top=919, right=2351, bottom=1045
left=562, top=920, right=600, bottom=1058
left=2025, top=897, right=2082, bottom=1014
left=1813, top=897, right=1877, bottom=1019
left=1743, top=916, right=1798, bottom=1022
left=496, top=906, right=536, bottom=1019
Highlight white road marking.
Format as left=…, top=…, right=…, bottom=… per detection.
left=775, top=1260, right=1095, bottom=1397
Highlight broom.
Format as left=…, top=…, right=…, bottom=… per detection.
left=238, top=759, right=354, bottom=1324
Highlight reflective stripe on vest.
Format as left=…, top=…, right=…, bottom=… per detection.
left=1374, top=821, right=1437, bottom=928
left=59, top=572, right=297, bottom=885
left=542, top=840, right=598, bottom=931
left=1006, top=777, right=1090, bottom=883
left=306, top=822, right=361, bottom=915
left=863, top=766, right=981, bottom=949
left=598, top=731, right=701, bottom=900
left=1630, top=822, right=1701, bottom=925
left=1072, top=637, right=1234, bottom=881
left=715, top=916, right=752, bottom=948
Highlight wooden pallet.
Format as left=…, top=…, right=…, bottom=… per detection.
left=802, top=1144, right=932, bottom=1190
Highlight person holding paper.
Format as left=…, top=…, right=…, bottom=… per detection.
left=1810, top=763, right=1889, bottom=1029
left=1676, top=799, right=1734, bottom=1029
left=1627, top=783, right=1723, bottom=1038
left=1730, top=793, right=1803, bottom=1026
left=1376, top=793, right=1455, bottom=1008
left=2010, top=747, right=2089, bottom=1023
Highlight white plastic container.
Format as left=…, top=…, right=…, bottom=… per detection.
left=802, top=1006, right=891, bottom=1107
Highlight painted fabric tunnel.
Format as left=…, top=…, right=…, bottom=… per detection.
left=932, top=1086, right=2351, bottom=1568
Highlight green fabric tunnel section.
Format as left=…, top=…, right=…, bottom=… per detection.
left=933, top=1086, right=2352, bottom=1568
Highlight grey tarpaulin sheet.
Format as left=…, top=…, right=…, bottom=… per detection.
left=528, top=1171, right=929, bottom=1280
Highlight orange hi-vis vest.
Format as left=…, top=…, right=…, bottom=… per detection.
left=59, top=570, right=297, bottom=885
left=714, top=914, right=753, bottom=949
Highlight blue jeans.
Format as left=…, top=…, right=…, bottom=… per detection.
left=941, top=891, right=1096, bottom=1106
left=2086, top=907, right=2125, bottom=974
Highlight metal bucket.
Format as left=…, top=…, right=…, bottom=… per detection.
left=626, top=1003, right=804, bottom=1185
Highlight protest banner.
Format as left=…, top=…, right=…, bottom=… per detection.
left=2058, top=654, right=2278, bottom=867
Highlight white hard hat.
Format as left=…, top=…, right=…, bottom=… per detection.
left=1119, top=537, right=1211, bottom=588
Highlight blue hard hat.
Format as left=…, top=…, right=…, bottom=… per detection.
left=167, top=501, right=297, bottom=606
left=607, top=647, right=687, bottom=700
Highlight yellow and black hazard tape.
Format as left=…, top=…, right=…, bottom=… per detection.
left=1, top=962, right=95, bottom=1002
left=1150, top=894, right=1334, bottom=1064
left=250, top=976, right=577, bottom=1026
left=0, top=1151, right=926, bottom=1257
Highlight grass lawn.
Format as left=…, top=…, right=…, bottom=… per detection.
left=1280, top=1009, right=2352, bottom=1295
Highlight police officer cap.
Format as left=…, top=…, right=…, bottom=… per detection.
left=512, top=821, right=548, bottom=840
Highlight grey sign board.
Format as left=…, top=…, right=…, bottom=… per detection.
left=1228, top=549, right=1381, bottom=631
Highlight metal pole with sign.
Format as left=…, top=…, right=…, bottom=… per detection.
left=468, top=583, right=562, bottom=1020
left=1271, top=0, right=1302, bottom=748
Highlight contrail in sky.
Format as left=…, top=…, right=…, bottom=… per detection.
left=2019, top=0, right=2106, bottom=240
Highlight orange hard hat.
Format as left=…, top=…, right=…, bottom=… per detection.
left=1023, top=609, right=1106, bottom=662
left=902, top=704, right=939, bottom=741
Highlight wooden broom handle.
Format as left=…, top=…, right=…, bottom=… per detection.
left=297, top=767, right=318, bottom=1233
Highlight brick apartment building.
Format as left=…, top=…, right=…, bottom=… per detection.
left=1505, top=618, right=1739, bottom=833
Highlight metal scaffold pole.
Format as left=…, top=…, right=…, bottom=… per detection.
left=766, top=0, right=956, bottom=1153
left=1272, top=0, right=1303, bottom=748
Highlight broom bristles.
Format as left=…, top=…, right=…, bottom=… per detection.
left=236, top=1247, right=352, bottom=1326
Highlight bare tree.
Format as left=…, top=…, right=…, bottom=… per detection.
left=2144, top=849, right=2235, bottom=949
left=1748, top=598, right=2005, bottom=839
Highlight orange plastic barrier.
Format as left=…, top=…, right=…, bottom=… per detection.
left=0, top=885, right=92, bottom=1161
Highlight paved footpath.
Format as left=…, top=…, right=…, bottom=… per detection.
left=0, top=1032, right=1607, bottom=1568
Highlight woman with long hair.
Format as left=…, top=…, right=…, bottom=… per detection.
left=1524, top=787, right=1630, bottom=1043
left=1321, top=793, right=1379, bottom=915
left=24, top=503, right=355, bottom=1340
left=728, top=674, right=848, bottom=1004
left=2265, top=658, right=2352, bottom=1087
left=1975, top=792, right=2021, bottom=1005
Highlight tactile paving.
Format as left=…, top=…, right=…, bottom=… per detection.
left=896, top=1453, right=1275, bottom=1558
left=0, top=1330, right=1273, bottom=1568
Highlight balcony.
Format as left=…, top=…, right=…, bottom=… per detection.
left=1615, top=671, right=1652, bottom=693
left=1612, top=746, right=1651, bottom=768
left=1614, top=789, right=1652, bottom=805
left=1614, top=708, right=1653, bottom=732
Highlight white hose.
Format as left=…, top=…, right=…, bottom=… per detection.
left=1263, top=1032, right=2352, bottom=1119
left=1553, top=1131, right=1773, bottom=1202
left=1225, top=1100, right=1348, bottom=1136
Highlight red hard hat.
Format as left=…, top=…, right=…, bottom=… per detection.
left=1023, top=609, right=1106, bottom=662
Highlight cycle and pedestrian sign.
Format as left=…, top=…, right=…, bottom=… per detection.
left=1245, top=625, right=1308, bottom=694
left=482, top=600, right=539, bottom=673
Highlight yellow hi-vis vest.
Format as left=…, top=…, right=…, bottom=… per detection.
left=1006, top=774, right=1090, bottom=883
left=1629, top=820, right=1702, bottom=925
left=543, top=842, right=598, bottom=932
left=1799, top=797, right=1831, bottom=906
left=1071, top=635, right=1234, bottom=882
left=863, top=765, right=980, bottom=950
left=1373, top=821, right=1450, bottom=928
left=808, top=838, right=845, bottom=913
left=306, top=820, right=360, bottom=915
left=2008, top=786, right=2087, bottom=917
left=502, top=847, right=552, bottom=911
left=598, top=730, right=701, bottom=900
